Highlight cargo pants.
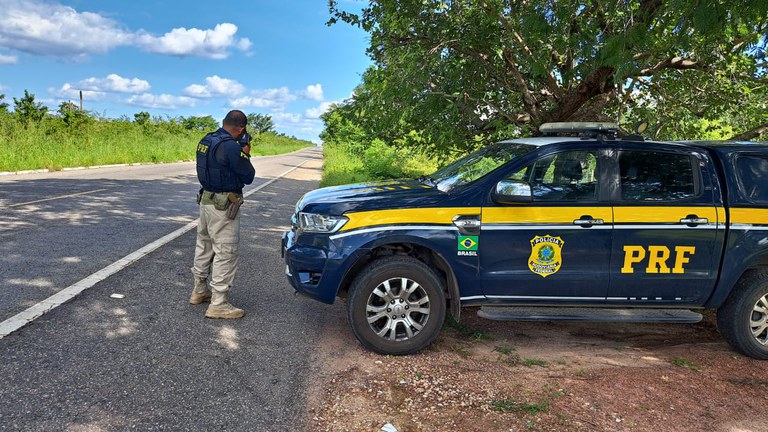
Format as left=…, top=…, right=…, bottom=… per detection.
left=191, top=192, right=240, bottom=306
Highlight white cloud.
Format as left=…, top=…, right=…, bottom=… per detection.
left=0, top=54, right=18, bottom=64
left=0, top=1, right=250, bottom=59
left=126, top=93, right=197, bottom=110
left=230, top=87, right=297, bottom=110
left=184, top=76, right=245, bottom=98
left=302, top=84, right=324, bottom=101
left=49, top=84, right=107, bottom=101
left=0, top=0, right=132, bottom=56
left=270, top=112, right=324, bottom=142
left=50, top=74, right=150, bottom=101
left=135, top=23, right=251, bottom=59
left=272, top=112, right=304, bottom=123
left=305, top=102, right=333, bottom=118
left=70, top=74, right=150, bottom=94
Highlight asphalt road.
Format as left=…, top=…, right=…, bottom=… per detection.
left=0, top=147, right=345, bottom=431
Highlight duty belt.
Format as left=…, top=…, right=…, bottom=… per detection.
left=199, top=190, right=242, bottom=206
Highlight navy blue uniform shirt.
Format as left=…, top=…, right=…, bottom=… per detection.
left=196, top=128, right=256, bottom=194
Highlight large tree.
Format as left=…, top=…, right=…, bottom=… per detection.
left=328, top=0, right=767, bottom=153
left=247, top=113, right=275, bottom=134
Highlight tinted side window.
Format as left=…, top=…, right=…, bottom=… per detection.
left=619, top=151, right=697, bottom=201
left=508, top=151, right=598, bottom=201
left=736, top=155, right=768, bottom=203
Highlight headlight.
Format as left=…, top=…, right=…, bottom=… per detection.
left=297, top=212, right=348, bottom=234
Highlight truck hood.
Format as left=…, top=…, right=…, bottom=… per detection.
left=296, top=179, right=445, bottom=215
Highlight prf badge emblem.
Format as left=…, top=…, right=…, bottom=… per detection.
left=528, top=235, right=564, bottom=277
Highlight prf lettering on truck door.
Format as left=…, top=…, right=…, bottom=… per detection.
left=621, top=245, right=696, bottom=274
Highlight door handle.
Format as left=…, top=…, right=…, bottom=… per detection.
left=452, top=215, right=481, bottom=234
left=680, top=216, right=708, bottom=226
left=573, top=216, right=604, bottom=227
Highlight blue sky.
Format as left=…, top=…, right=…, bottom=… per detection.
left=0, top=0, right=370, bottom=143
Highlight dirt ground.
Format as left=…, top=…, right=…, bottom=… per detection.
left=305, top=306, right=768, bottom=432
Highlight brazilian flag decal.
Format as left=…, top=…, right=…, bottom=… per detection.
left=458, top=236, right=478, bottom=251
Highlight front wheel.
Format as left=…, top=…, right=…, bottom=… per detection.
left=347, top=256, right=446, bottom=355
left=717, top=270, right=768, bottom=359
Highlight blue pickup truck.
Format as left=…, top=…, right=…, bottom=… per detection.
left=282, top=123, right=768, bottom=359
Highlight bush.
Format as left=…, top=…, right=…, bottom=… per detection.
left=320, top=139, right=437, bottom=187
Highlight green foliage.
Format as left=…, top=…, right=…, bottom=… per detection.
left=134, top=111, right=150, bottom=124
left=522, top=358, right=549, bottom=368
left=250, top=131, right=314, bottom=156
left=182, top=115, right=218, bottom=131
left=443, top=315, right=492, bottom=341
left=0, top=110, right=313, bottom=172
left=319, top=144, right=368, bottom=187
left=319, top=99, right=437, bottom=186
left=671, top=357, right=703, bottom=371
left=247, top=113, right=275, bottom=134
left=13, top=90, right=48, bottom=126
left=320, top=139, right=437, bottom=187
left=491, top=398, right=550, bottom=415
left=0, top=94, right=9, bottom=112
left=57, top=101, right=92, bottom=128
left=327, top=0, right=768, bottom=158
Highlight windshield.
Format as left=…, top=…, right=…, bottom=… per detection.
left=428, top=142, right=536, bottom=192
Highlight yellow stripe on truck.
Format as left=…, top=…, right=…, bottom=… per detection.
left=482, top=206, right=613, bottom=224
left=613, top=206, right=719, bottom=223
left=340, top=207, right=482, bottom=231
left=730, top=208, right=768, bottom=225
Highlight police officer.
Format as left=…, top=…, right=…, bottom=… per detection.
left=190, top=110, right=255, bottom=319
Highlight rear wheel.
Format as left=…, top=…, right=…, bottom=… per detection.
left=347, top=256, right=446, bottom=355
left=717, top=270, right=768, bottom=359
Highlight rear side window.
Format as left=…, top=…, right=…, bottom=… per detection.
left=619, top=151, right=698, bottom=201
left=736, top=155, right=768, bottom=204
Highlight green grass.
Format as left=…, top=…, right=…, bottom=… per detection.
left=522, top=358, right=549, bottom=367
left=443, top=315, right=493, bottom=341
left=319, top=141, right=437, bottom=187
left=251, top=131, right=316, bottom=156
left=494, top=345, right=516, bottom=355
left=0, top=116, right=313, bottom=172
left=491, top=399, right=550, bottom=415
left=318, top=145, right=369, bottom=187
left=671, top=357, right=703, bottom=371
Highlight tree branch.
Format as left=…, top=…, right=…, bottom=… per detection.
left=479, top=0, right=562, bottom=99
left=542, top=66, right=615, bottom=123
left=501, top=47, right=542, bottom=122
left=638, top=56, right=710, bottom=76
left=729, top=122, right=768, bottom=141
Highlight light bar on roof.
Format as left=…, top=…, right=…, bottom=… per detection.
left=539, top=122, right=619, bottom=134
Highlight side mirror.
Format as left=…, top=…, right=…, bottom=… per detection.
left=492, top=180, right=532, bottom=204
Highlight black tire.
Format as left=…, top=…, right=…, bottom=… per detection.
left=347, top=256, right=446, bottom=355
left=717, top=270, right=768, bottom=359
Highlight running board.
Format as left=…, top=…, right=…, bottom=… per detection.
left=477, top=307, right=702, bottom=323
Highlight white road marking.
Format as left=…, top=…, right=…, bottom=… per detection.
left=9, top=188, right=109, bottom=207
left=0, top=161, right=308, bottom=338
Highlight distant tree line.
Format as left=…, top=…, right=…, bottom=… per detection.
left=0, top=90, right=280, bottom=136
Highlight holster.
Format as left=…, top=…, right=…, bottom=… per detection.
left=225, top=192, right=243, bottom=219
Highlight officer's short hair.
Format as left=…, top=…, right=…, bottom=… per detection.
left=223, top=110, right=247, bottom=128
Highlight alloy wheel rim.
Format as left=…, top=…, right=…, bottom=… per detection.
left=750, top=294, right=768, bottom=346
left=365, top=277, right=431, bottom=342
